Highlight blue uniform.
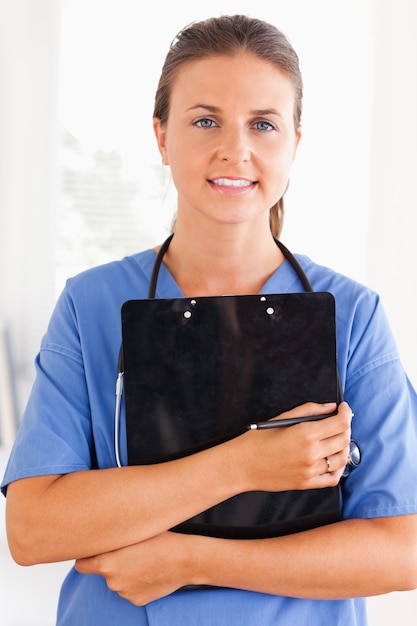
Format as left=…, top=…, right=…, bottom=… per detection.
left=3, top=248, right=417, bottom=625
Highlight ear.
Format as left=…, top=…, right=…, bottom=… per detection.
left=153, top=117, right=169, bottom=165
left=292, top=124, right=302, bottom=161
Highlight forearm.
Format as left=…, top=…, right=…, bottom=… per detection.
left=192, top=515, right=417, bottom=598
left=7, top=403, right=351, bottom=566
left=6, top=441, right=242, bottom=565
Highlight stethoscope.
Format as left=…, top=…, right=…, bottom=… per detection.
left=114, top=234, right=361, bottom=476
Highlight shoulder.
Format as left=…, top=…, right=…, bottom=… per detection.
left=294, top=254, right=382, bottom=319
left=294, top=254, right=398, bottom=366
left=64, top=248, right=156, bottom=301
left=41, top=249, right=157, bottom=348
left=295, top=256, right=402, bottom=399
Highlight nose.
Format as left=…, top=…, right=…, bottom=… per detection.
left=216, top=126, right=251, bottom=164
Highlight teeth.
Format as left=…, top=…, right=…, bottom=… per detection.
left=211, top=178, right=252, bottom=187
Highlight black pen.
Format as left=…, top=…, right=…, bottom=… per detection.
left=248, top=413, right=334, bottom=430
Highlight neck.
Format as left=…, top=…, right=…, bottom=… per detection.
left=157, top=221, right=285, bottom=297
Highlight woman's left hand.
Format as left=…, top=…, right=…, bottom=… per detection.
left=75, top=531, right=195, bottom=605
left=76, top=514, right=417, bottom=602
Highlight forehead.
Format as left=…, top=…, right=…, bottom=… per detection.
left=169, top=52, right=295, bottom=112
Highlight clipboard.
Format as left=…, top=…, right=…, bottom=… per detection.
left=121, top=292, right=341, bottom=539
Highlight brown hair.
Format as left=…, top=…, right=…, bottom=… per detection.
left=153, top=15, right=303, bottom=238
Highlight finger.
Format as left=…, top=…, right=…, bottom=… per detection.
left=278, top=402, right=337, bottom=421
left=319, top=444, right=350, bottom=477
left=75, top=556, right=98, bottom=575
left=311, top=403, right=353, bottom=440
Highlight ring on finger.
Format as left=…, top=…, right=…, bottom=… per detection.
left=325, top=456, right=331, bottom=473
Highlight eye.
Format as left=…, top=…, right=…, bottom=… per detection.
left=253, top=119, right=276, bottom=133
left=193, top=117, right=218, bottom=129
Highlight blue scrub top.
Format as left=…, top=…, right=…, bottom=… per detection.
left=3, top=248, right=417, bottom=625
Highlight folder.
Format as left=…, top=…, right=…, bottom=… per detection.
left=121, top=292, right=341, bottom=539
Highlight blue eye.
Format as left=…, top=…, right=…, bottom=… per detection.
left=254, top=120, right=276, bottom=132
left=194, top=118, right=217, bottom=129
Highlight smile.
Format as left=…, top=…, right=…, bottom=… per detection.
left=210, top=178, right=255, bottom=187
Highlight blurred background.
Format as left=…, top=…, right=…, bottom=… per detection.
left=0, top=0, right=416, bottom=624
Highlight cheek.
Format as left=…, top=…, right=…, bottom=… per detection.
left=269, top=145, right=297, bottom=177
left=263, top=153, right=294, bottom=200
left=169, top=143, right=205, bottom=179
left=167, top=153, right=201, bottom=195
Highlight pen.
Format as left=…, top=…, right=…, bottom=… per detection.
left=248, top=413, right=334, bottom=430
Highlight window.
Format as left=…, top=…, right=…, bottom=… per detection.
left=57, top=0, right=178, bottom=292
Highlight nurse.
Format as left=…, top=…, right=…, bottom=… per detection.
left=3, top=14, right=417, bottom=626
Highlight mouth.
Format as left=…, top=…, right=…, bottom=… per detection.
left=209, top=177, right=256, bottom=188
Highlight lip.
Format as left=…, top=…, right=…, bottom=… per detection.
left=208, top=177, right=257, bottom=196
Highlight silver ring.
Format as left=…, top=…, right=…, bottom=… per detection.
left=325, top=456, right=331, bottom=473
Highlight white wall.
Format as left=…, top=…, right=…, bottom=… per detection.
left=367, top=0, right=417, bottom=386
left=0, top=0, right=61, bottom=412
left=0, top=1, right=416, bottom=624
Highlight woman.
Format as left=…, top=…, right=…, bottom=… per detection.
left=3, top=14, right=417, bottom=625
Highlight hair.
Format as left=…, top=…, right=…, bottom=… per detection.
left=153, top=15, right=303, bottom=238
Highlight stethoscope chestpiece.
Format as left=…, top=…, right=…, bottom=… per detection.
left=342, top=440, right=361, bottom=478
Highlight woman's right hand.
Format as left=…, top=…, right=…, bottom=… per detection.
left=6, top=400, right=351, bottom=566
left=226, top=402, right=352, bottom=494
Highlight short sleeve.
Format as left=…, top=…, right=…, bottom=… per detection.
left=1, top=289, right=95, bottom=494
left=339, top=291, right=417, bottom=519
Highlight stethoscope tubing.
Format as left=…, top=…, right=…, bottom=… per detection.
left=114, top=235, right=360, bottom=472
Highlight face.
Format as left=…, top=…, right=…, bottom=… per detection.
left=154, top=52, right=301, bottom=231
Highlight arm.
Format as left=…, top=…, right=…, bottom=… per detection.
left=6, top=402, right=351, bottom=565
left=196, top=515, right=417, bottom=599
left=75, top=514, right=417, bottom=605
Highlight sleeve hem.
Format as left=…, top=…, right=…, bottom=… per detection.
left=1, top=464, right=89, bottom=496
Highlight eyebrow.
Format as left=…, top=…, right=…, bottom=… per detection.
left=186, top=104, right=283, bottom=118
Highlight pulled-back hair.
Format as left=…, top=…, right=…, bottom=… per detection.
left=154, top=15, right=303, bottom=238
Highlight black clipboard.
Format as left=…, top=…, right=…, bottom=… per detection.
left=121, top=292, right=341, bottom=539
